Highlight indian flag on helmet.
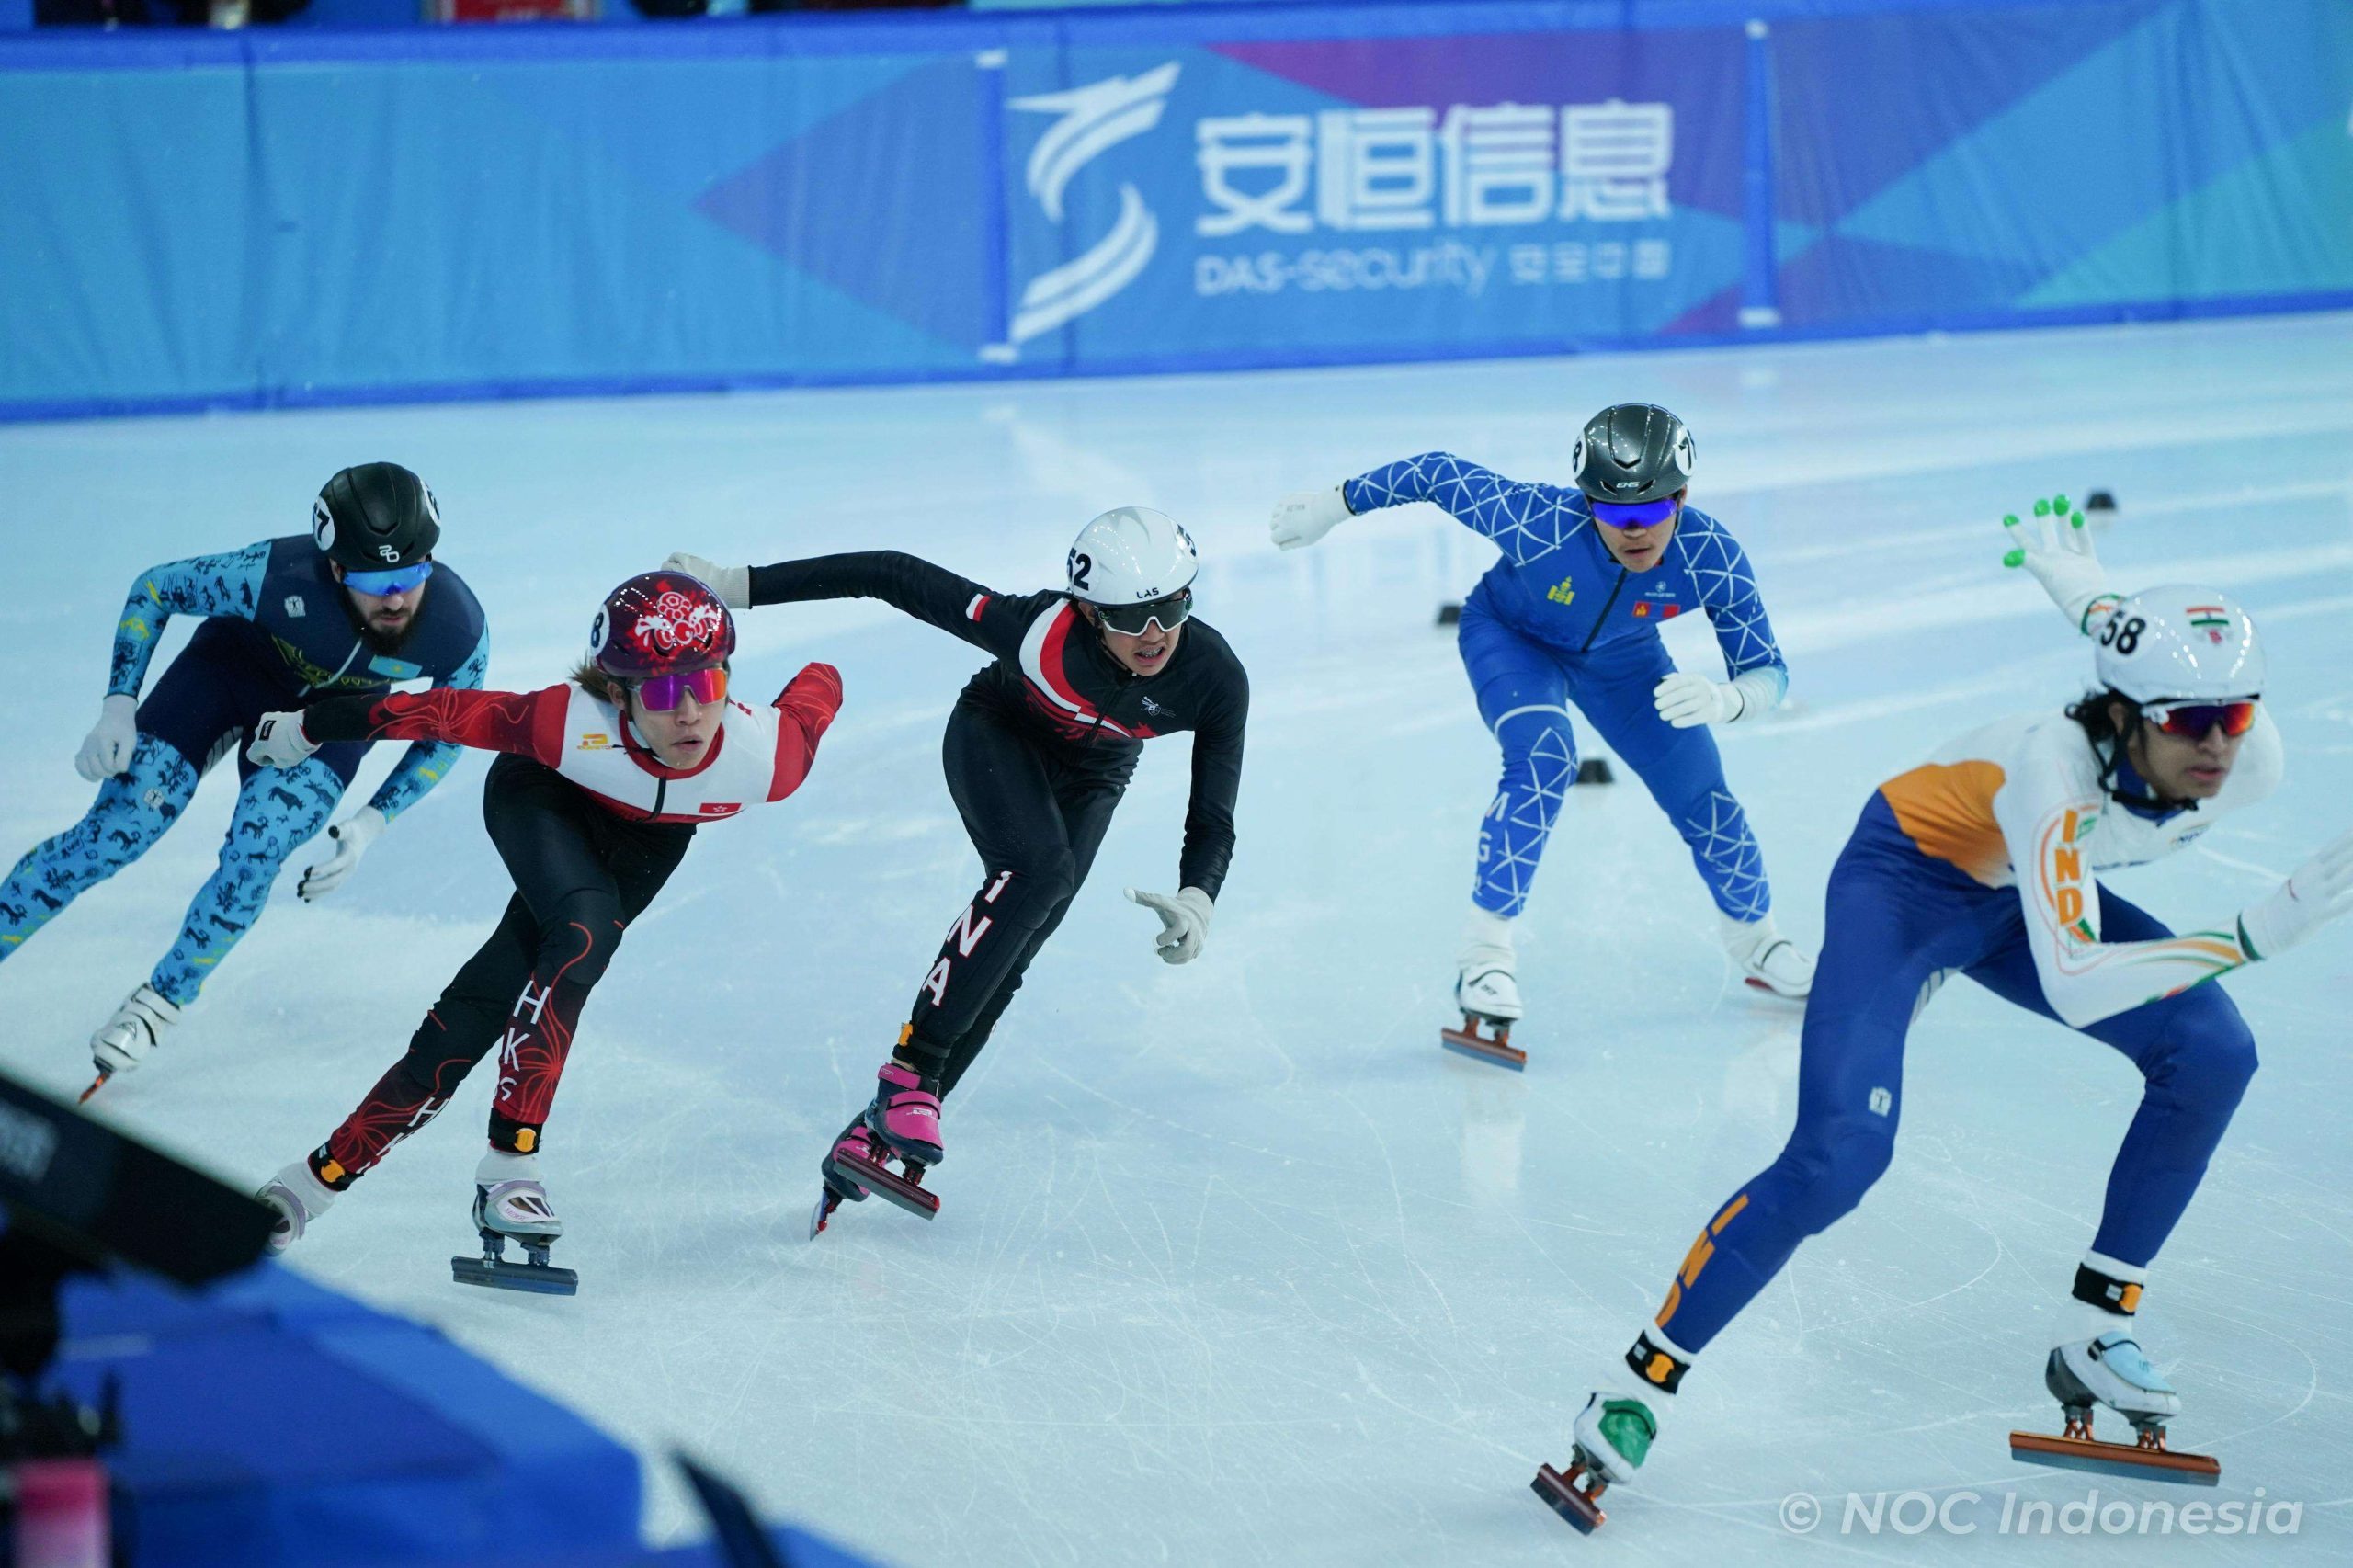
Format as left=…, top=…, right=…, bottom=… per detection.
left=2186, top=605, right=2231, bottom=628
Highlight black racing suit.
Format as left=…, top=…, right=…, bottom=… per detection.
left=749, top=551, right=1249, bottom=1095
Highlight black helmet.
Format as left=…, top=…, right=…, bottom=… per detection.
left=1573, top=404, right=1695, bottom=505
left=313, top=463, right=440, bottom=571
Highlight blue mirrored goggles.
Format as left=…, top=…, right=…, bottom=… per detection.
left=342, top=560, right=434, bottom=596
left=1588, top=495, right=1680, bottom=529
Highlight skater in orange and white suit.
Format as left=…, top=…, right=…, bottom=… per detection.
left=1534, top=502, right=2353, bottom=1529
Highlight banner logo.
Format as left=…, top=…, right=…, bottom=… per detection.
left=1006, top=63, right=1181, bottom=345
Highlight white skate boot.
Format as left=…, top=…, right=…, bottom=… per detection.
left=2010, top=1260, right=2217, bottom=1483
left=1533, top=1331, right=1684, bottom=1533
left=256, top=1158, right=337, bottom=1255
left=1722, top=915, right=1814, bottom=999
left=85, top=984, right=181, bottom=1097
left=452, top=1150, right=576, bottom=1295
left=1443, top=908, right=1526, bottom=1068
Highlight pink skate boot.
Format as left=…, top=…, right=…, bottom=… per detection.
left=811, top=1119, right=878, bottom=1237
left=818, top=1062, right=944, bottom=1223
left=865, top=1061, right=944, bottom=1165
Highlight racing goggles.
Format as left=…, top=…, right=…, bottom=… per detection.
left=633, top=666, right=728, bottom=712
left=2142, top=698, right=2259, bottom=739
left=343, top=560, right=435, bottom=597
left=1097, top=587, right=1193, bottom=637
left=1588, top=495, right=1679, bottom=530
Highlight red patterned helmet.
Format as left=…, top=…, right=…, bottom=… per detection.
left=589, top=572, right=736, bottom=681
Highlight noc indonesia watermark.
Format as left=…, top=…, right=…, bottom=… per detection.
left=1778, top=1486, right=2302, bottom=1538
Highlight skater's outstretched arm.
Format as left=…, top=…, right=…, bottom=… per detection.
left=730, top=551, right=1037, bottom=662
left=105, top=542, right=270, bottom=699
left=358, top=629, right=490, bottom=823
left=74, top=543, right=272, bottom=780
left=764, top=662, right=845, bottom=801
left=1988, top=718, right=2323, bottom=1027
left=255, top=685, right=574, bottom=770
left=1344, top=454, right=1581, bottom=568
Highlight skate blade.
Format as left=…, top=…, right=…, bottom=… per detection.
left=78, top=1072, right=109, bottom=1105
left=1531, top=1464, right=1607, bottom=1532
left=2007, top=1429, right=2218, bottom=1485
left=833, top=1149, right=939, bottom=1220
left=451, top=1254, right=579, bottom=1296
left=809, top=1187, right=843, bottom=1240
left=1742, top=976, right=1805, bottom=1001
left=1440, top=1020, right=1526, bottom=1070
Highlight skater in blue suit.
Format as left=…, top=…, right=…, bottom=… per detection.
left=0, top=462, right=488, bottom=1093
left=1272, top=403, right=1812, bottom=1063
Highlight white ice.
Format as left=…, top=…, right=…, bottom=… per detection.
left=5, top=313, right=2352, bottom=1567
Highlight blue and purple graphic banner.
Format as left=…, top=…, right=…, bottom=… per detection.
left=2, top=0, right=2348, bottom=419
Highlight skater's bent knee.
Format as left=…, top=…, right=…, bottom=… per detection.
left=1001, top=847, right=1079, bottom=908
left=1772, top=1119, right=1895, bottom=1233
left=539, top=891, right=627, bottom=984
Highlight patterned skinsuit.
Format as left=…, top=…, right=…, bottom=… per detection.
left=0, top=536, right=488, bottom=1006
left=1342, top=453, right=1787, bottom=922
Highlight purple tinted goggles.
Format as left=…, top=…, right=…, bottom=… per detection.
left=1589, top=495, right=1679, bottom=529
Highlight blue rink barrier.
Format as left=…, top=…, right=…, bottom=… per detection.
left=46, top=1262, right=644, bottom=1568
left=2, top=0, right=2349, bottom=420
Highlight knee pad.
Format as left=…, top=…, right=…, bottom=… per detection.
left=540, top=891, right=627, bottom=988
left=1772, top=1118, right=1896, bottom=1237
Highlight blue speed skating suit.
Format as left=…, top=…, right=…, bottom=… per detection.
left=1344, top=453, right=1788, bottom=921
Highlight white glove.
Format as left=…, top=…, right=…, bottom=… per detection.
left=246, top=711, right=320, bottom=769
left=661, top=551, right=752, bottom=610
left=2238, top=827, right=2353, bottom=960
left=75, top=695, right=140, bottom=781
left=298, top=806, right=387, bottom=903
left=2001, top=495, right=2111, bottom=631
left=1653, top=672, right=1741, bottom=729
left=1268, top=487, right=1351, bottom=551
left=1125, top=885, right=1214, bottom=965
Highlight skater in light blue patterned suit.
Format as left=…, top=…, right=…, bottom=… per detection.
left=1272, top=404, right=1812, bottom=1062
left=0, top=463, right=488, bottom=1093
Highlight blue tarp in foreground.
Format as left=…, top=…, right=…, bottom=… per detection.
left=2, top=0, right=2349, bottom=419
left=48, top=1263, right=644, bottom=1566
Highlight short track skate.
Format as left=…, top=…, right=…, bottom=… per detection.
left=1440, top=1011, right=1526, bottom=1070
left=827, top=1142, right=938, bottom=1222
left=1530, top=1448, right=1612, bottom=1533
left=2006, top=1348, right=2217, bottom=1484
left=451, top=1184, right=577, bottom=1296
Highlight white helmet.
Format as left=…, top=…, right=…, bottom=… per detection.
left=2095, top=585, right=2265, bottom=703
left=1066, top=506, right=1199, bottom=606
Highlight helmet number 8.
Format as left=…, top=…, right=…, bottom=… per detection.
left=2100, top=615, right=2146, bottom=655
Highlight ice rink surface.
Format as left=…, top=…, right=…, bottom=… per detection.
left=6, top=313, right=2353, bottom=1566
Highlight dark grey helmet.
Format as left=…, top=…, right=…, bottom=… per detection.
left=313, top=462, right=440, bottom=571
left=1572, top=403, right=1695, bottom=504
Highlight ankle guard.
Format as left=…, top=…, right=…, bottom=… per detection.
left=2073, top=1262, right=2144, bottom=1319
left=1626, top=1331, right=1692, bottom=1395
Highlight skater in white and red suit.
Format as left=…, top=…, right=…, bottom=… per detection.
left=248, top=571, right=839, bottom=1264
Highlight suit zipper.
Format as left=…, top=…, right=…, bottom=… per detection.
left=1579, top=568, right=1630, bottom=653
